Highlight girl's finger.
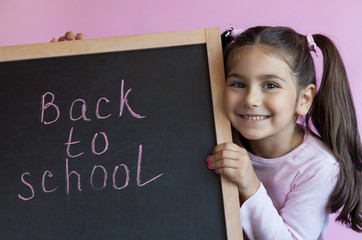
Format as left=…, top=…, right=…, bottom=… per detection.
left=207, top=149, right=241, bottom=164
left=212, top=142, right=245, bottom=154
left=58, top=36, right=66, bottom=41
left=213, top=167, right=239, bottom=176
left=65, top=31, right=75, bottom=41
left=75, top=33, right=85, bottom=40
left=207, top=158, right=239, bottom=170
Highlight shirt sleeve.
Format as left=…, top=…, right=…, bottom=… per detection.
left=240, top=163, right=339, bottom=240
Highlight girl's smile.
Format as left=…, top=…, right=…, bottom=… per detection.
left=239, top=114, right=270, bottom=121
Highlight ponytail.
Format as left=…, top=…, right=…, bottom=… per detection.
left=306, top=34, right=362, bottom=232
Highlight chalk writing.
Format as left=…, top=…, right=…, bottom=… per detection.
left=42, top=170, right=58, bottom=193
left=41, top=92, right=60, bottom=125
left=91, top=132, right=109, bottom=155
left=18, top=80, right=164, bottom=201
left=65, top=127, right=84, bottom=158
left=137, top=144, right=164, bottom=187
left=119, top=79, right=146, bottom=119
left=66, top=158, right=82, bottom=194
left=70, top=99, right=91, bottom=121
left=18, top=144, right=164, bottom=200
left=18, top=172, right=34, bottom=201
left=90, top=165, right=107, bottom=190
left=96, top=97, right=112, bottom=119
left=40, top=79, right=145, bottom=124
left=113, top=164, right=130, bottom=190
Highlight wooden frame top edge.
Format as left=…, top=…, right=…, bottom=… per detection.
left=0, top=29, right=215, bottom=62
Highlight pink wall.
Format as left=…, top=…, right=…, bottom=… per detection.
left=1, top=0, right=361, bottom=238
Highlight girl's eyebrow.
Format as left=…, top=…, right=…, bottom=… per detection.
left=259, top=74, right=286, bottom=82
left=226, top=73, right=246, bottom=80
left=227, top=73, right=285, bottom=82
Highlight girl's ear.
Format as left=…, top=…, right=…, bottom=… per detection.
left=296, top=84, right=316, bottom=116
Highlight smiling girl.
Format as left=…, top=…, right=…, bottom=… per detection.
left=207, top=26, right=361, bottom=239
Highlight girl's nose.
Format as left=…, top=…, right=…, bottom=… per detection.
left=243, top=88, right=262, bottom=107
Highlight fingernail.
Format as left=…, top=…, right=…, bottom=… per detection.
left=207, top=163, right=211, bottom=168
left=69, top=38, right=74, bottom=40
left=206, top=157, right=210, bottom=163
left=212, top=150, right=215, bottom=154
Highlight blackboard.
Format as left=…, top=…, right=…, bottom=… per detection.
left=0, top=29, right=242, bottom=239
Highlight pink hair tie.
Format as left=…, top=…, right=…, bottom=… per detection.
left=231, top=28, right=244, bottom=38
left=225, top=25, right=244, bottom=39
left=307, top=33, right=318, bottom=56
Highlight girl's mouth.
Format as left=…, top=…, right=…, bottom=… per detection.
left=241, top=115, right=270, bottom=120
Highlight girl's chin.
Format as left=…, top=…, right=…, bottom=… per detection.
left=236, top=129, right=266, bottom=141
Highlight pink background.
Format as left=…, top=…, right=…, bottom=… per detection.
left=1, top=0, right=361, bottom=238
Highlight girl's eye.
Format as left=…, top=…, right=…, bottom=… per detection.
left=230, top=82, right=245, bottom=88
left=264, top=83, right=278, bottom=89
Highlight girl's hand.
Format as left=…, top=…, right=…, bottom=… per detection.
left=50, top=31, right=85, bottom=42
left=207, top=142, right=260, bottom=203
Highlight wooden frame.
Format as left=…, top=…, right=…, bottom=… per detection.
left=0, top=28, right=243, bottom=239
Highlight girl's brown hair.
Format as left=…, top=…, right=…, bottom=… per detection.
left=222, top=26, right=362, bottom=232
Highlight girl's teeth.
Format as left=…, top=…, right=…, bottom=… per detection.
left=243, top=115, right=268, bottom=120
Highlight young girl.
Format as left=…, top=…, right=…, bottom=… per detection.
left=206, top=26, right=362, bottom=239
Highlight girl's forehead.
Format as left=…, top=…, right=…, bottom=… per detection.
left=226, top=45, right=299, bottom=87
left=228, top=45, right=293, bottom=73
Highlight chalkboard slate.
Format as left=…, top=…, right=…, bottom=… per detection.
left=0, top=29, right=242, bottom=239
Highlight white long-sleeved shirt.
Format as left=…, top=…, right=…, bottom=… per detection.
left=235, top=128, right=339, bottom=240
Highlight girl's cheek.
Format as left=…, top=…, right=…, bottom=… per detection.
left=223, top=90, right=236, bottom=112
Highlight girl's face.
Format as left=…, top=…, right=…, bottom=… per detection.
left=224, top=46, right=301, bottom=145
